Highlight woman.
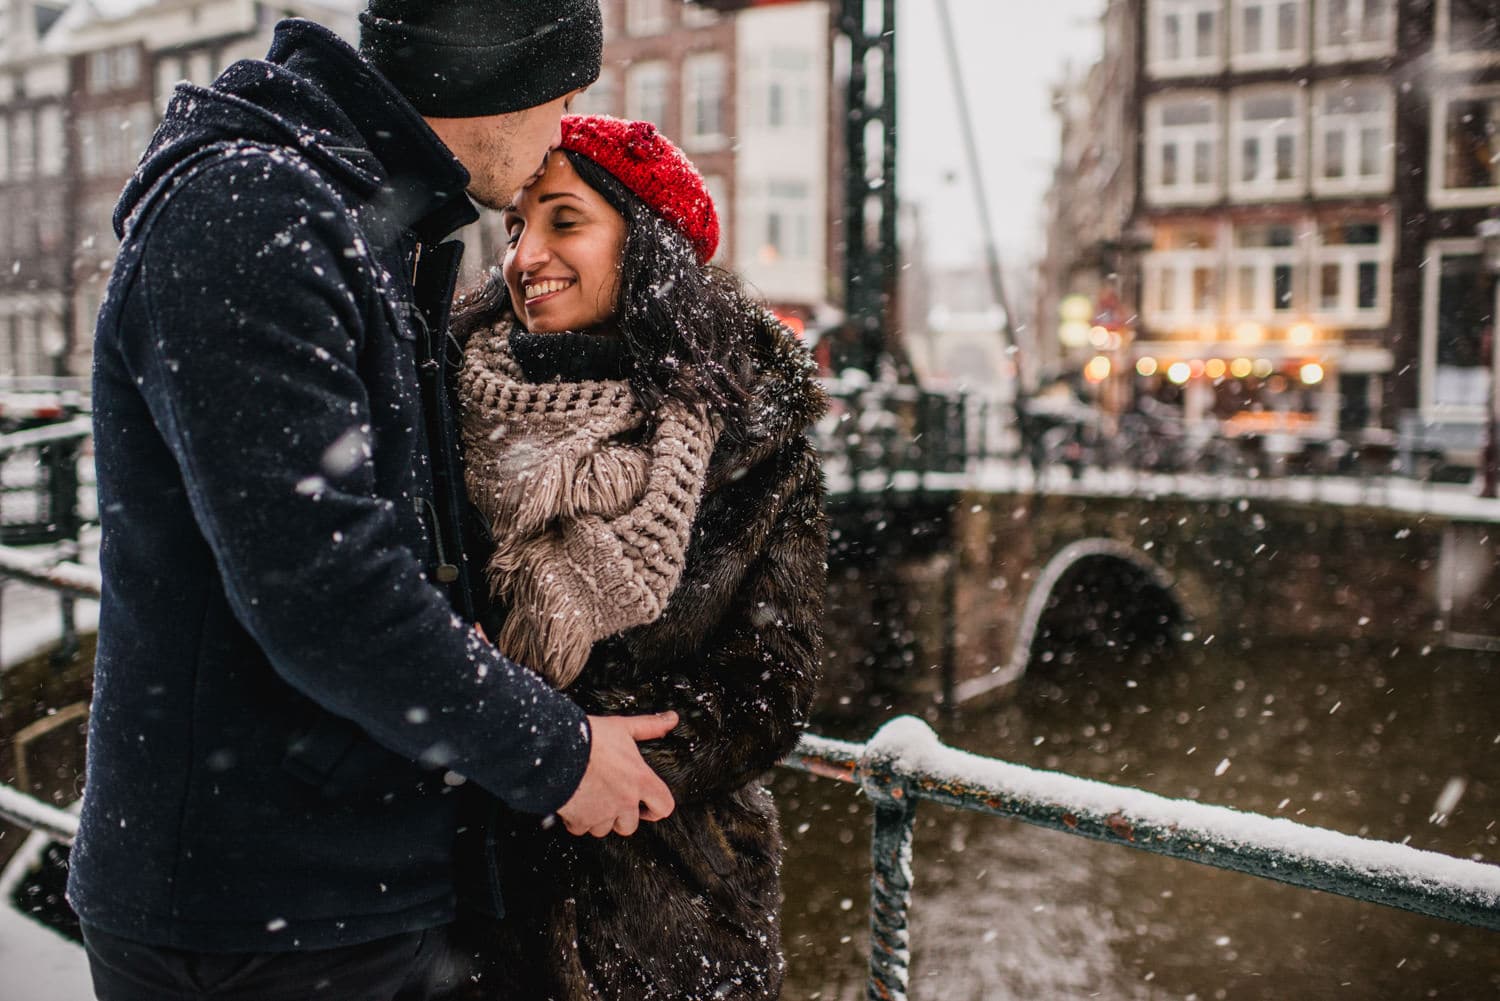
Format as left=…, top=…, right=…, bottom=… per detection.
left=449, top=115, right=828, bottom=1001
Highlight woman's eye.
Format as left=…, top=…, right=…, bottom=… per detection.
left=504, top=228, right=521, bottom=246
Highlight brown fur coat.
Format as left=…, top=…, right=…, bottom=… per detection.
left=452, top=315, right=828, bottom=1001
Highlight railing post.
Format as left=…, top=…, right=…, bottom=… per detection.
left=857, top=716, right=937, bottom=1001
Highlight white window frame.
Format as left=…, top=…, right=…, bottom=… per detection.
left=1311, top=80, right=1393, bottom=197
left=1435, top=0, right=1500, bottom=69
left=681, top=3, right=720, bottom=28
left=1146, top=0, right=1226, bottom=78
left=681, top=52, right=727, bottom=151
left=1143, top=243, right=1225, bottom=330
left=1310, top=216, right=1392, bottom=327
left=1420, top=238, right=1499, bottom=419
left=1230, top=0, right=1308, bottom=70
left=1313, top=0, right=1395, bottom=61
left=1429, top=84, right=1500, bottom=209
left=765, top=179, right=811, bottom=262
left=1229, top=85, right=1306, bottom=201
left=11, top=109, right=34, bottom=181
left=1228, top=220, right=1305, bottom=321
left=575, top=69, right=617, bottom=117
left=624, top=61, right=670, bottom=130
left=89, top=46, right=141, bottom=94
left=702, top=173, right=728, bottom=263
left=1144, top=92, right=1224, bottom=206
left=36, top=104, right=64, bottom=177
left=624, top=0, right=669, bottom=37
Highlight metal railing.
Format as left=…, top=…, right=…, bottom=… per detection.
left=784, top=716, right=1500, bottom=1000
left=5, top=667, right=1500, bottom=1000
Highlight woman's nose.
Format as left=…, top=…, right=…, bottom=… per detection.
left=512, top=230, right=550, bottom=271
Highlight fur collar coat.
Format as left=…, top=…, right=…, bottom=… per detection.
left=453, top=313, right=829, bottom=1001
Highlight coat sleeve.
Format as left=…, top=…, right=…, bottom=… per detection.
left=581, top=437, right=827, bottom=804
left=114, top=152, right=589, bottom=814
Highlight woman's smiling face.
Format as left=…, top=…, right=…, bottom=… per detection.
left=501, top=152, right=627, bottom=334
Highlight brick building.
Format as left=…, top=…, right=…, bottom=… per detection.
left=1043, top=0, right=1500, bottom=470
left=0, top=0, right=354, bottom=382
left=459, top=0, right=838, bottom=331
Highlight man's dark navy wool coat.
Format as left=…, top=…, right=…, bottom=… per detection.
left=67, top=19, right=590, bottom=953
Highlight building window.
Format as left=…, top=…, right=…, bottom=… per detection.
left=12, top=313, right=44, bottom=378
left=1147, top=0, right=1224, bottom=77
left=1142, top=225, right=1222, bottom=327
left=1230, top=87, right=1305, bottom=199
left=37, top=187, right=64, bottom=254
left=89, top=46, right=141, bottom=93
left=575, top=70, right=617, bottom=117
left=681, top=3, right=720, bottom=28
left=1314, top=0, right=1394, bottom=58
left=702, top=173, right=727, bottom=262
left=1312, top=81, right=1392, bottom=195
left=624, top=0, right=669, bottom=36
left=1432, top=86, right=1500, bottom=206
left=36, top=105, right=64, bottom=177
left=625, top=61, right=669, bottom=130
left=1313, top=218, right=1388, bottom=323
left=1145, top=93, right=1222, bottom=204
left=1438, top=0, right=1500, bottom=62
left=11, top=110, right=34, bottom=181
left=78, top=104, right=155, bottom=178
left=1231, top=0, right=1307, bottom=68
left=760, top=180, right=811, bottom=263
left=1424, top=249, right=1495, bottom=412
left=0, top=117, right=10, bottom=183
left=682, top=53, right=726, bottom=150
left=1231, top=222, right=1302, bottom=318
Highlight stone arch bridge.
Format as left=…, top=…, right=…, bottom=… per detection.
left=822, top=471, right=1500, bottom=709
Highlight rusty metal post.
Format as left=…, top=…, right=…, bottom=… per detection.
left=856, top=720, right=927, bottom=1000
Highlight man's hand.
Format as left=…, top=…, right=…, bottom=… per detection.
left=555, top=712, right=678, bottom=838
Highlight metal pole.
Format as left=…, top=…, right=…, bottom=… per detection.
left=862, top=777, right=918, bottom=999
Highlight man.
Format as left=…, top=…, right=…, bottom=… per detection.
left=67, top=3, right=676, bottom=998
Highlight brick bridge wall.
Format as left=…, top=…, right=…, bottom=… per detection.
left=822, top=492, right=1500, bottom=709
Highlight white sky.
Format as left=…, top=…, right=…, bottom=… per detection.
left=895, top=0, right=1104, bottom=270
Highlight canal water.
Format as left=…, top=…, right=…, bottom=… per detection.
left=775, top=637, right=1500, bottom=1000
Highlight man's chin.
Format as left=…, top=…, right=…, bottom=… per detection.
left=467, top=185, right=510, bottom=211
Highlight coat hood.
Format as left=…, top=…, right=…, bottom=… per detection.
left=116, top=18, right=475, bottom=244
left=708, top=311, right=827, bottom=490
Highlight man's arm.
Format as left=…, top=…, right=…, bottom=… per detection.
left=116, top=151, right=622, bottom=815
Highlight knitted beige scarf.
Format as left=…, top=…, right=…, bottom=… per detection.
left=457, top=323, right=719, bottom=689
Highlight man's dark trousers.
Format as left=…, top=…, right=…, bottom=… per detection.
left=82, top=924, right=469, bottom=1001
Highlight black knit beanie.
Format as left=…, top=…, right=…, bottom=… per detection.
left=359, top=0, right=603, bottom=118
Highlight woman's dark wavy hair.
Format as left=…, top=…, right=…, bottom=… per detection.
left=453, top=149, right=760, bottom=432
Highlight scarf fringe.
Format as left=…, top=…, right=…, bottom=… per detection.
left=460, top=323, right=718, bottom=688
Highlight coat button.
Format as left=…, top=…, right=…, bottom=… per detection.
left=435, top=563, right=459, bottom=583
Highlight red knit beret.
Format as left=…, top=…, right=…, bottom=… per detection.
left=559, top=115, right=720, bottom=265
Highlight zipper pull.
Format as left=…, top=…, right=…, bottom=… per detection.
left=414, top=496, right=459, bottom=583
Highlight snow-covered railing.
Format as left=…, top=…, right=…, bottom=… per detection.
left=783, top=715, right=1500, bottom=1001
left=0, top=546, right=102, bottom=600
left=0, top=784, right=79, bottom=844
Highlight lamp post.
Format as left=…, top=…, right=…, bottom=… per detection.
left=1476, top=219, right=1500, bottom=499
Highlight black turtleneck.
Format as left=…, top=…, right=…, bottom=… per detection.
left=510, top=330, right=631, bottom=383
